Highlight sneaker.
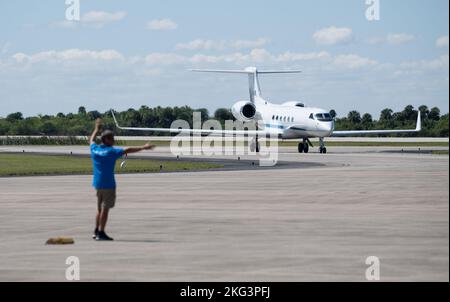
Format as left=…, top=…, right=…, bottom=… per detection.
left=92, top=228, right=99, bottom=239
left=96, top=231, right=114, bottom=241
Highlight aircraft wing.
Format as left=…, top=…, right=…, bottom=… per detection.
left=110, top=110, right=265, bottom=136
left=332, top=112, right=421, bottom=136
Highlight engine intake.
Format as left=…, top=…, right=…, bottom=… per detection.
left=231, top=101, right=257, bottom=121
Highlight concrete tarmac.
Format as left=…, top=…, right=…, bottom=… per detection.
left=0, top=146, right=448, bottom=281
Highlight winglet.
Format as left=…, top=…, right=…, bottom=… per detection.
left=415, top=110, right=422, bottom=132
left=110, top=109, right=122, bottom=129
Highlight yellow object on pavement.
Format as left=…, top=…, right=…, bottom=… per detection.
left=45, top=237, right=75, bottom=245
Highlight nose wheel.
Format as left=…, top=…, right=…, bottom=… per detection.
left=319, top=138, right=327, bottom=154
left=319, top=146, right=327, bottom=153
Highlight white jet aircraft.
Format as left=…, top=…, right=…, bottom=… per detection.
left=112, top=66, right=421, bottom=153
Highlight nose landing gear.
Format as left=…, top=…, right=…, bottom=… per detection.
left=298, top=138, right=327, bottom=153
left=319, top=137, right=327, bottom=154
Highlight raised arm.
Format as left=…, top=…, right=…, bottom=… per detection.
left=124, top=143, right=155, bottom=155
left=89, top=118, right=102, bottom=145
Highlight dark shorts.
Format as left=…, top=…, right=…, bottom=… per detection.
left=96, top=189, right=116, bottom=210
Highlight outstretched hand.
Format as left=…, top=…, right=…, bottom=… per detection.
left=143, top=143, right=155, bottom=150
left=90, top=118, right=103, bottom=145
left=95, top=118, right=103, bottom=131
left=124, top=142, right=155, bottom=155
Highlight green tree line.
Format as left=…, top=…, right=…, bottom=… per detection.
left=0, top=104, right=448, bottom=137
left=330, top=105, right=448, bottom=137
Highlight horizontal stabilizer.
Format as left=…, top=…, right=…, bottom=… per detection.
left=190, top=68, right=302, bottom=74
left=190, top=66, right=302, bottom=103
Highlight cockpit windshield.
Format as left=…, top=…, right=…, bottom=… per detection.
left=314, top=113, right=333, bottom=122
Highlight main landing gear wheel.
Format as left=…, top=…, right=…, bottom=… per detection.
left=298, top=138, right=310, bottom=154
left=297, top=142, right=309, bottom=153
left=303, top=143, right=309, bottom=153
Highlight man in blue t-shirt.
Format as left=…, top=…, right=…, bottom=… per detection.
left=90, top=118, right=154, bottom=241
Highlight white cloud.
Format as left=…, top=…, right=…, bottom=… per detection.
left=176, top=39, right=226, bottom=51
left=189, top=54, right=224, bottom=64
left=52, top=20, right=78, bottom=29
left=187, top=48, right=271, bottom=64
left=11, top=49, right=124, bottom=63
left=144, top=53, right=185, bottom=65
left=386, top=33, right=415, bottom=45
left=3, top=48, right=387, bottom=76
left=143, top=49, right=333, bottom=66
left=276, top=51, right=330, bottom=62
left=400, top=54, right=449, bottom=71
left=231, top=38, right=269, bottom=49
left=428, top=54, right=449, bottom=69
left=81, top=11, right=127, bottom=27
left=365, top=36, right=384, bottom=45
left=11, top=53, right=28, bottom=63
left=147, top=19, right=178, bottom=30
left=248, top=48, right=272, bottom=62
left=332, top=54, right=377, bottom=69
left=313, top=26, right=353, bottom=45
left=51, top=11, right=126, bottom=29
left=144, top=52, right=242, bottom=65
left=176, top=38, right=269, bottom=51
left=367, top=33, right=417, bottom=46
left=3, top=47, right=448, bottom=118
left=436, top=35, right=449, bottom=48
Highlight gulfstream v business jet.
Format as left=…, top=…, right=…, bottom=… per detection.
left=112, top=67, right=421, bottom=153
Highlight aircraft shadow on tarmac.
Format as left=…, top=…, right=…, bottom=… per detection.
left=127, top=155, right=329, bottom=171
left=2, top=151, right=330, bottom=173
left=113, top=239, right=166, bottom=243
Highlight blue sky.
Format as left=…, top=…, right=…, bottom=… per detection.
left=0, top=0, right=448, bottom=118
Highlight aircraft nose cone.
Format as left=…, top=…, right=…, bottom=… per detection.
left=320, top=122, right=333, bottom=134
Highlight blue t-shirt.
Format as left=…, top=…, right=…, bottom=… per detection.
left=90, top=144, right=125, bottom=189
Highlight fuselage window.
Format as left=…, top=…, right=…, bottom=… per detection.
left=272, top=115, right=275, bottom=120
